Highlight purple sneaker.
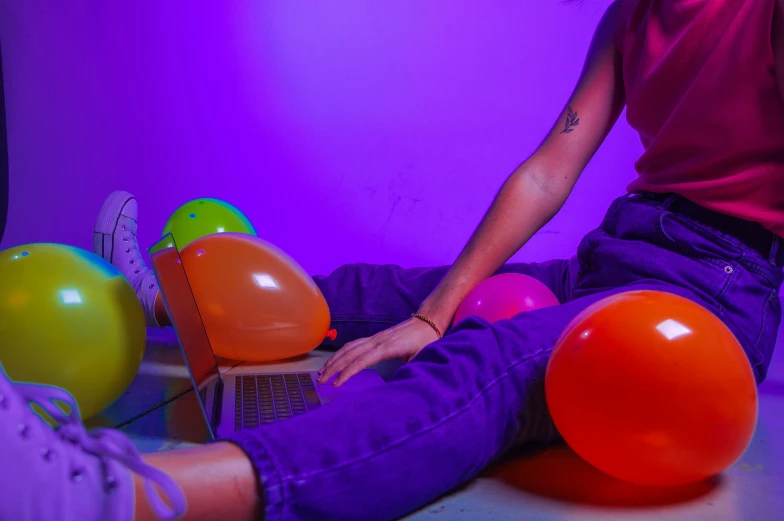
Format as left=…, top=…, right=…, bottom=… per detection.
left=0, top=364, right=186, bottom=521
left=94, top=191, right=161, bottom=326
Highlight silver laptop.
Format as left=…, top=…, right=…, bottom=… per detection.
left=148, top=234, right=384, bottom=439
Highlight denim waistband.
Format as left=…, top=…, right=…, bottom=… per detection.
left=634, top=191, right=784, bottom=268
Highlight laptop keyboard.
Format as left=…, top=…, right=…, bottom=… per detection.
left=235, top=373, right=321, bottom=430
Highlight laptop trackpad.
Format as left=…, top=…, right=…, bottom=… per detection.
left=316, top=369, right=385, bottom=405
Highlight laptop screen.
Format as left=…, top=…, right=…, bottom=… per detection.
left=148, top=235, right=221, bottom=428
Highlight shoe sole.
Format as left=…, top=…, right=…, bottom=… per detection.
left=93, top=190, right=136, bottom=264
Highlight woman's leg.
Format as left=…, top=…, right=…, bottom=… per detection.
left=134, top=443, right=260, bottom=521
left=314, top=260, right=572, bottom=349
left=93, top=191, right=574, bottom=335
left=127, top=284, right=657, bottom=521
left=222, top=283, right=704, bottom=521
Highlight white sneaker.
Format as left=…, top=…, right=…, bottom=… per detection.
left=0, top=363, right=186, bottom=520
left=94, top=191, right=161, bottom=326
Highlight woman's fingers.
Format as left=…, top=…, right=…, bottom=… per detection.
left=318, top=337, right=375, bottom=383
left=319, top=337, right=368, bottom=373
left=318, top=318, right=438, bottom=386
left=333, top=347, right=387, bottom=387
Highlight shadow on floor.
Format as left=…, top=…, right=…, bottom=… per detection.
left=759, top=376, right=784, bottom=398
left=488, top=444, right=721, bottom=508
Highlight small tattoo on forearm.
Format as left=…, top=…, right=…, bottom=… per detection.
left=560, top=106, right=580, bottom=134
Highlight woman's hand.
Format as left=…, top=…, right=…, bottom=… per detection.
left=317, top=317, right=441, bottom=387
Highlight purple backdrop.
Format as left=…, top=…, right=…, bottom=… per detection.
left=0, top=0, right=639, bottom=275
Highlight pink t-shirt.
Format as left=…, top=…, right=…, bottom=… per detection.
left=616, top=0, right=784, bottom=237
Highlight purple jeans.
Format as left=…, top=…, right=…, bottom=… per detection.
left=228, top=192, right=783, bottom=521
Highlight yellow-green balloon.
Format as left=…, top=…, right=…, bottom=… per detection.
left=0, top=243, right=146, bottom=420
left=150, top=198, right=256, bottom=252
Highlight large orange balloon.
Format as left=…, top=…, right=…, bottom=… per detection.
left=179, top=233, right=331, bottom=362
left=546, top=290, right=758, bottom=486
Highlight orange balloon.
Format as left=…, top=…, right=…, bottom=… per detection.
left=546, top=290, right=758, bottom=486
left=179, top=233, right=331, bottom=362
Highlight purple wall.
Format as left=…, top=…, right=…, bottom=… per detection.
left=0, top=1, right=640, bottom=275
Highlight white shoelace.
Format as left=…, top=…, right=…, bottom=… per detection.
left=17, top=383, right=187, bottom=520
left=119, top=218, right=157, bottom=291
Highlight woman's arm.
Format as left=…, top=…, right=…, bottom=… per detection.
left=419, top=1, right=627, bottom=332
left=320, top=1, right=628, bottom=386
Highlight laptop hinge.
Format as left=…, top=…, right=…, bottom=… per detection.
left=211, top=376, right=224, bottom=434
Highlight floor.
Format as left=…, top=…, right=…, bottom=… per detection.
left=89, top=323, right=784, bottom=521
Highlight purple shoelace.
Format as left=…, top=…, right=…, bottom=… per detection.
left=16, top=382, right=188, bottom=520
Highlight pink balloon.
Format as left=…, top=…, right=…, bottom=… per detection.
left=452, top=273, right=560, bottom=326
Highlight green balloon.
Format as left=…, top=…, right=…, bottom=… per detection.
left=150, top=198, right=256, bottom=253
